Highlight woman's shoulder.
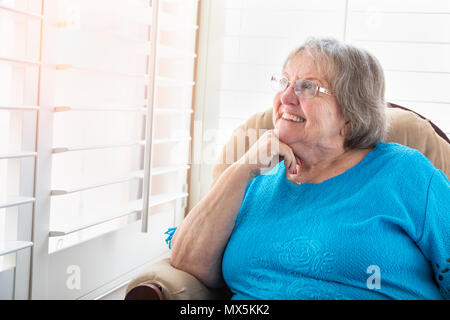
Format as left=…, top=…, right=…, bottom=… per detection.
left=371, top=142, right=439, bottom=180
left=375, top=141, right=426, bottom=157
left=374, top=142, right=436, bottom=168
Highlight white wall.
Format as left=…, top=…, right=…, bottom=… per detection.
left=346, top=0, right=450, bottom=133
left=189, top=0, right=450, bottom=208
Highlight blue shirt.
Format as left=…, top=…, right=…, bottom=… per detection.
left=221, top=142, right=450, bottom=300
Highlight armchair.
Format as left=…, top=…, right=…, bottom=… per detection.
left=125, top=103, right=450, bottom=300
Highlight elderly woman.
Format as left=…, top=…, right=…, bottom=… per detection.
left=170, top=37, right=450, bottom=300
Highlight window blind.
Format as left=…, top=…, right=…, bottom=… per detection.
left=43, top=0, right=197, bottom=252
left=0, top=0, right=41, bottom=298
left=1, top=0, right=198, bottom=298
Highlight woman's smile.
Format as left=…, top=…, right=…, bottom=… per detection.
left=280, top=112, right=306, bottom=123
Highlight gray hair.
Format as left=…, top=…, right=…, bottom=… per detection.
left=283, top=37, right=388, bottom=149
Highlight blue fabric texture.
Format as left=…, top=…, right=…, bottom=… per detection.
left=222, top=142, right=450, bottom=300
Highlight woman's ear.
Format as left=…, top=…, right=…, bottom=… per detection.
left=340, top=121, right=351, bottom=137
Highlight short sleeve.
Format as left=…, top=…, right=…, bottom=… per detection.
left=417, top=169, right=450, bottom=299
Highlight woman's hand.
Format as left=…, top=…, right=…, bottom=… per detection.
left=237, top=129, right=301, bottom=178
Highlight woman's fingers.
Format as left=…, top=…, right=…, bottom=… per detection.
left=238, top=129, right=302, bottom=178
left=277, top=141, right=303, bottom=183
left=279, top=143, right=296, bottom=174
left=296, top=156, right=303, bottom=172
left=285, top=164, right=302, bottom=184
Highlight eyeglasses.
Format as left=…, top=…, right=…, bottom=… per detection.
left=270, top=74, right=332, bottom=98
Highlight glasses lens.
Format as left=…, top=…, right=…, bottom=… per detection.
left=294, top=80, right=317, bottom=98
left=270, top=75, right=287, bottom=92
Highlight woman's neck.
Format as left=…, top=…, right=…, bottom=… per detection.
left=289, top=145, right=372, bottom=184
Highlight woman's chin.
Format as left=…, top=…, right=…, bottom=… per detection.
left=275, top=131, right=294, bottom=145
left=275, top=123, right=299, bottom=144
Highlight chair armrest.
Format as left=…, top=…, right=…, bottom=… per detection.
left=125, top=258, right=230, bottom=300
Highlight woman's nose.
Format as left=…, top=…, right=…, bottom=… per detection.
left=280, top=83, right=299, bottom=106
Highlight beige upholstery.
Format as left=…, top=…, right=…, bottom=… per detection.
left=126, top=105, right=450, bottom=300
left=125, top=258, right=228, bottom=299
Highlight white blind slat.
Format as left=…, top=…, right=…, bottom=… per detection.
left=49, top=212, right=141, bottom=237
left=153, top=136, right=192, bottom=144
left=0, top=152, right=37, bottom=160
left=50, top=166, right=189, bottom=196
left=49, top=200, right=142, bottom=237
left=0, top=106, right=39, bottom=111
left=149, top=192, right=188, bottom=208
left=55, top=64, right=150, bottom=80
left=154, top=108, right=193, bottom=114
left=0, top=5, right=42, bottom=19
left=52, top=107, right=193, bottom=114
left=157, top=76, right=195, bottom=87
left=0, top=56, right=41, bottom=66
left=49, top=192, right=188, bottom=237
left=52, top=141, right=145, bottom=153
left=53, top=106, right=147, bottom=113
left=0, top=196, right=35, bottom=210
left=50, top=171, right=145, bottom=196
left=0, top=241, right=33, bottom=256
left=151, top=164, right=190, bottom=175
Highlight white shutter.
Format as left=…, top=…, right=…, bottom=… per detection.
left=0, top=0, right=42, bottom=299
left=1, top=0, right=198, bottom=299
left=42, top=0, right=197, bottom=252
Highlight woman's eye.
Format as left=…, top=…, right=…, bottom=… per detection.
left=296, top=81, right=313, bottom=91
left=301, top=81, right=315, bottom=90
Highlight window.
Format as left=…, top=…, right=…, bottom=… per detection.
left=0, top=0, right=198, bottom=299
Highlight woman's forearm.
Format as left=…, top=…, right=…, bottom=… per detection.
left=170, top=162, right=256, bottom=288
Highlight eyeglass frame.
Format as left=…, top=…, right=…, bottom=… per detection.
left=270, top=74, right=332, bottom=98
